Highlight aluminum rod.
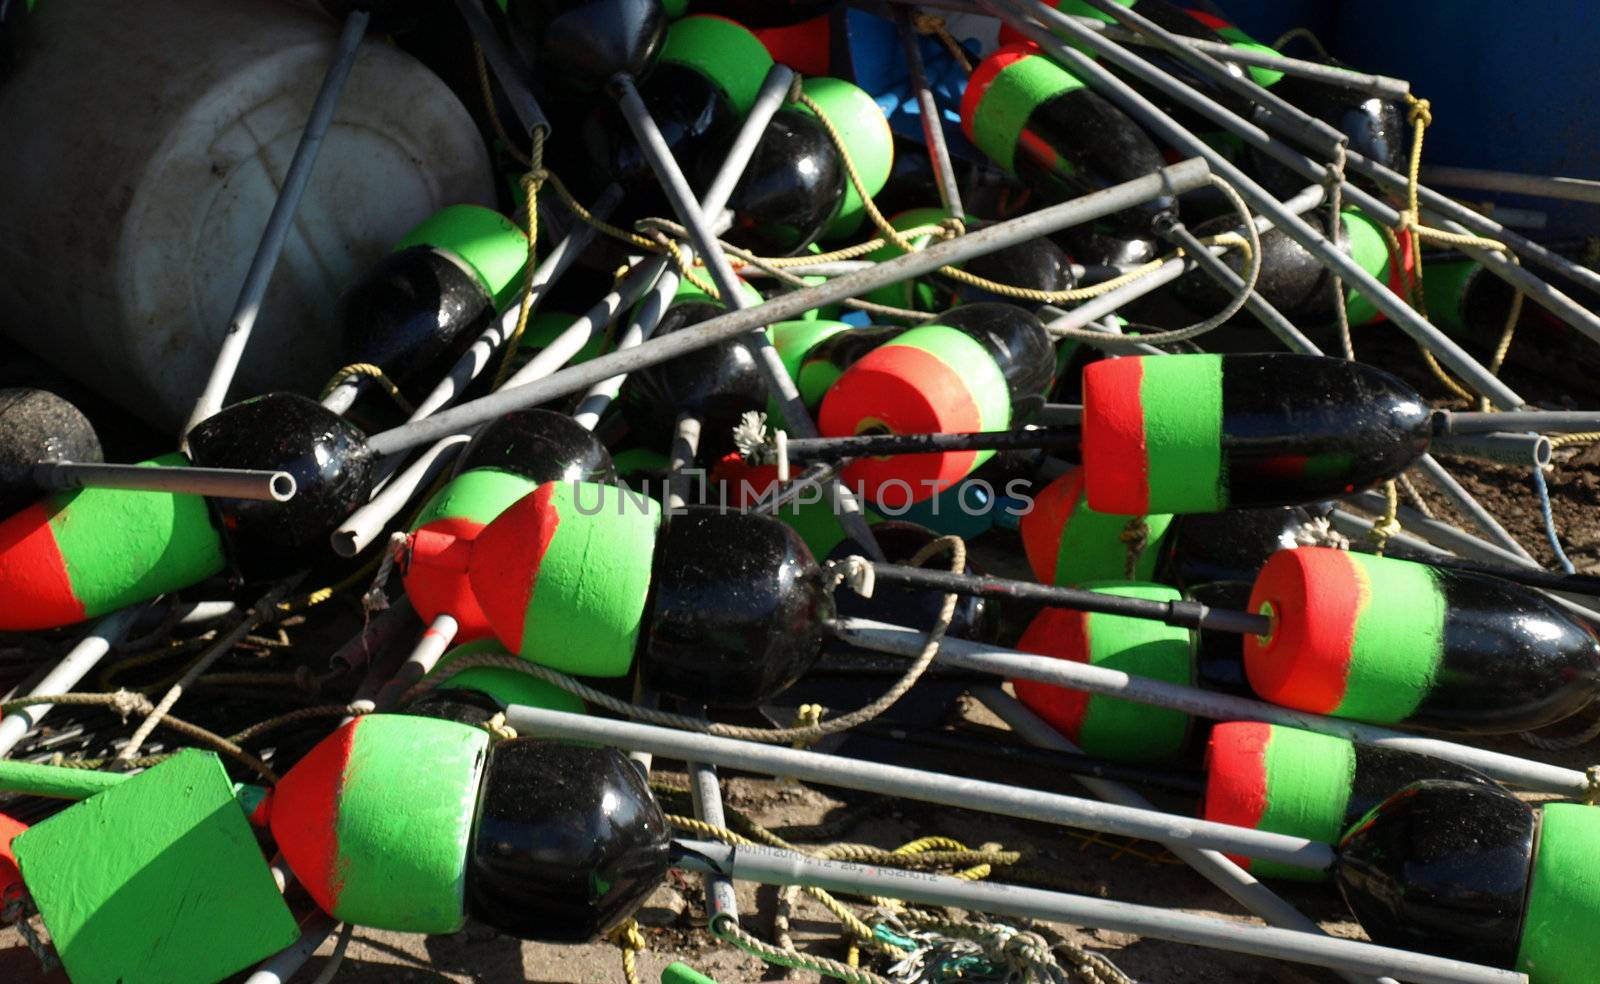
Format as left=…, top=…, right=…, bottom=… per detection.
left=611, top=70, right=888, bottom=562
left=451, top=0, right=548, bottom=138
left=183, top=10, right=370, bottom=436
left=332, top=434, right=468, bottom=557
left=371, top=614, right=458, bottom=711
left=1412, top=453, right=1535, bottom=561
left=366, top=160, right=1213, bottom=455
left=837, top=617, right=1589, bottom=797
left=992, top=0, right=1527, bottom=409
left=34, top=461, right=296, bottom=501
left=0, top=606, right=145, bottom=758
left=244, top=913, right=339, bottom=984
left=896, top=7, right=965, bottom=218
left=1421, top=165, right=1600, bottom=206
left=976, top=687, right=1394, bottom=984
left=1430, top=432, right=1552, bottom=469
left=1442, top=410, right=1600, bottom=435
left=675, top=840, right=1520, bottom=984
left=504, top=706, right=1336, bottom=870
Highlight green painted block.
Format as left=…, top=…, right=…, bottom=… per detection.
left=14, top=749, right=299, bottom=984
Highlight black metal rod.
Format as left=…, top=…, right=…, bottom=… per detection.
left=775, top=427, right=1080, bottom=462
left=851, top=562, right=1274, bottom=636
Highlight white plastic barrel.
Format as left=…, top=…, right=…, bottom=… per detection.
left=0, top=0, right=495, bottom=430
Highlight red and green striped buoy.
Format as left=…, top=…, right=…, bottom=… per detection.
left=1202, top=721, right=1496, bottom=881
left=1018, top=468, right=1172, bottom=586
left=1080, top=353, right=1433, bottom=515
left=0, top=453, right=226, bottom=630
left=1245, top=547, right=1600, bottom=732
left=818, top=304, right=1053, bottom=509
left=1011, top=583, right=1193, bottom=761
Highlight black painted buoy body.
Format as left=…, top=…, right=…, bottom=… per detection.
left=1335, top=780, right=1534, bottom=966
left=504, top=0, right=666, bottom=97
left=1159, top=507, right=1315, bottom=590
left=185, top=393, right=375, bottom=578
left=462, top=408, right=617, bottom=485
left=723, top=107, right=845, bottom=256
left=467, top=737, right=672, bottom=941
left=641, top=508, right=833, bottom=707
left=954, top=224, right=1077, bottom=311
left=939, top=303, right=1056, bottom=423
left=338, top=247, right=494, bottom=404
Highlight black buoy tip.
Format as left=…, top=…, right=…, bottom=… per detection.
left=463, top=408, right=617, bottom=484
left=0, top=387, right=102, bottom=515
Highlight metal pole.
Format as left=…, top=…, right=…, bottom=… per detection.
left=34, top=461, right=296, bottom=502
left=1430, top=432, right=1552, bottom=469
left=1421, top=165, right=1600, bottom=206
left=1442, top=410, right=1600, bottom=435
left=371, top=614, right=458, bottom=711
left=675, top=840, right=1521, bottom=984
left=610, top=70, right=888, bottom=562
left=988, top=0, right=1526, bottom=408
left=365, top=160, right=1213, bottom=455
left=331, top=435, right=469, bottom=557
left=243, top=913, right=339, bottom=984
left=895, top=7, right=965, bottom=218
left=975, top=687, right=1394, bottom=984
left=183, top=10, right=371, bottom=437
left=1014, top=0, right=1600, bottom=351
left=451, top=0, right=548, bottom=139
left=836, top=617, right=1590, bottom=797
left=1412, top=453, right=1534, bottom=562
left=0, top=606, right=145, bottom=758
left=504, top=705, right=1336, bottom=871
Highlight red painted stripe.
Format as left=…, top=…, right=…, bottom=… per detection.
left=1202, top=722, right=1272, bottom=869
left=402, top=517, right=494, bottom=642
left=960, top=43, right=1039, bottom=144
left=1388, top=227, right=1415, bottom=306
left=469, top=483, right=561, bottom=656
left=1018, top=469, right=1084, bottom=584
left=269, top=718, right=358, bottom=916
left=1182, top=8, right=1231, bottom=31
left=0, top=811, right=26, bottom=901
left=1080, top=357, right=1151, bottom=514
left=820, top=344, right=985, bottom=508
left=1244, top=548, right=1362, bottom=713
left=1011, top=607, right=1095, bottom=740
left=0, top=500, right=86, bottom=630
left=755, top=15, right=830, bottom=76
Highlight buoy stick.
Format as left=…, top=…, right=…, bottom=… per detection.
left=34, top=461, right=296, bottom=502
left=857, top=561, right=1271, bottom=635
left=894, top=7, right=964, bottom=218
left=451, top=0, right=548, bottom=139
left=503, top=705, right=1336, bottom=871
left=0, top=605, right=146, bottom=758
left=363, top=159, right=1214, bottom=457
left=990, top=0, right=1527, bottom=407
left=1440, top=410, right=1600, bottom=436
left=1411, top=454, right=1535, bottom=562
left=974, top=687, right=1397, bottom=984
left=372, top=614, right=459, bottom=711
left=183, top=10, right=371, bottom=437
left=1430, top=432, right=1552, bottom=469
left=1013, top=0, right=1600, bottom=353
left=611, top=68, right=888, bottom=562
left=673, top=840, right=1522, bottom=984
left=242, top=912, right=339, bottom=984
left=771, top=426, right=1080, bottom=463
left=1421, top=165, right=1600, bottom=207
left=331, top=435, right=469, bottom=558
left=836, top=617, right=1591, bottom=797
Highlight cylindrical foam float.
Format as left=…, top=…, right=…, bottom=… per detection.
left=1081, top=353, right=1432, bottom=514
left=1011, top=583, right=1192, bottom=761
left=1245, top=547, right=1600, bottom=733
left=1017, top=468, right=1173, bottom=586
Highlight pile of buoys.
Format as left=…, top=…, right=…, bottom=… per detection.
left=4, top=1, right=1600, bottom=983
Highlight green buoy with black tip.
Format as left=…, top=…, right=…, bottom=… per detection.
left=404, top=409, right=617, bottom=645
left=1011, top=582, right=1193, bottom=762
left=1336, top=779, right=1600, bottom=981
left=817, top=303, right=1054, bottom=509
left=1080, top=353, right=1432, bottom=515
left=339, top=204, right=531, bottom=405
left=1245, top=546, right=1600, bottom=733
left=793, top=76, right=893, bottom=241
left=1202, top=721, right=1499, bottom=881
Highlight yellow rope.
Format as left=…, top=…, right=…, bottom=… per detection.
left=1392, top=95, right=1524, bottom=408
left=492, top=151, right=547, bottom=390
left=1368, top=479, right=1402, bottom=555
left=1552, top=431, right=1600, bottom=450
left=276, top=551, right=381, bottom=615
left=607, top=918, right=647, bottom=984
left=317, top=363, right=415, bottom=414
